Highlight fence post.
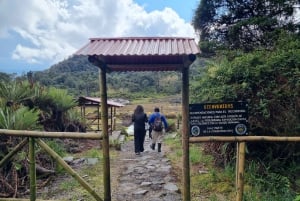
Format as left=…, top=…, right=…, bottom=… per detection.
left=29, top=137, right=36, bottom=201
left=99, top=66, right=111, bottom=201
left=236, top=142, right=246, bottom=201
left=182, top=64, right=190, bottom=201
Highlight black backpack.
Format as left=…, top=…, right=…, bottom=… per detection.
left=153, top=116, right=163, bottom=131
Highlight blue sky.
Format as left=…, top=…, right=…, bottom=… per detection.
left=0, top=0, right=200, bottom=75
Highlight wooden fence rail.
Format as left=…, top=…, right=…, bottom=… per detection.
left=0, top=129, right=103, bottom=201
left=189, top=136, right=300, bottom=142
left=0, top=129, right=102, bottom=139
left=189, top=135, right=300, bottom=201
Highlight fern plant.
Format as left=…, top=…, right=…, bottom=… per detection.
left=0, top=81, right=37, bottom=109
left=36, top=87, right=77, bottom=131
left=0, top=107, right=40, bottom=130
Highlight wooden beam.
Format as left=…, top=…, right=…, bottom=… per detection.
left=29, top=137, right=37, bottom=201
left=0, top=199, right=57, bottom=201
left=189, top=136, right=300, bottom=142
left=236, top=142, right=245, bottom=201
left=181, top=65, right=190, bottom=201
left=0, top=129, right=102, bottom=139
left=99, top=65, right=111, bottom=201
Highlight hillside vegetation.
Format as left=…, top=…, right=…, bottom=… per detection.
left=27, top=55, right=184, bottom=98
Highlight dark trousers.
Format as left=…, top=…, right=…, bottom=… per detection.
left=134, top=128, right=146, bottom=153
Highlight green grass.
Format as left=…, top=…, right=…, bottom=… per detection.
left=80, top=148, right=103, bottom=158
left=190, top=144, right=213, bottom=165
left=165, top=135, right=299, bottom=201
left=59, top=179, right=80, bottom=191
left=165, top=135, right=234, bottom=200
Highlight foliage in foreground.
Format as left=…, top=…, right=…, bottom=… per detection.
left=165, top=135, right=298, bottom=201
left=189, top=33, right=300, bottom=199
left=0, top=80, right=85, bottom=198
left=191, top=33, right=300, bottom=136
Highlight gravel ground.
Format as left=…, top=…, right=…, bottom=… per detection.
left=111, top=133, right=182, bottom=201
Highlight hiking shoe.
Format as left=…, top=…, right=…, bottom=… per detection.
left=150, top=144, right=155, bottom=150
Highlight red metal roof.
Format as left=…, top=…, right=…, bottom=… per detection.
left=78, top=96, right=124, bottom=107
left=75, top=37, right=200, bottom=72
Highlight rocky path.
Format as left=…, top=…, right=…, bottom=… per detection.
left=111, top=134, right=182, bottom=201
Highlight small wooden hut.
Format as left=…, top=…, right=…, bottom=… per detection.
left=77, top=96, right=124, bottom=131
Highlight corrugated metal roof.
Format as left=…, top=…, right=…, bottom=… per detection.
left=76, top=37, right=199, bottom=56
left=78, top=96, right=124, bottom=107
left=75, top=37, right=200, bottom=72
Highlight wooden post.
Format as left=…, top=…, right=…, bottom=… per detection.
left=110, top=107, right=113, bottom=131
left=182, top=65, right=190, bottom=201
left=113, top=107, right=117, bottom=130
left=96, top=104, right=99, bottom=131
left=28, top=137, right=36, bottom=201
left=99, top=66, right=111, bottom=201
left=113, top=117, right=116, bottom=131
left=83, top=105, right=86, bottom=122
left=236, top=142, right=246, bottom=201
left=235, top=142, right=239, bottom=190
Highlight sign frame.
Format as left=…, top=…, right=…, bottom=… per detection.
left=189, top=102, right=249, bottom=137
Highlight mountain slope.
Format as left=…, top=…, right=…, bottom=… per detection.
left=32, top=55, right=183, bottom=97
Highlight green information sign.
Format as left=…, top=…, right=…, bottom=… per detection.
left=189, top=102, right=248, bottom=136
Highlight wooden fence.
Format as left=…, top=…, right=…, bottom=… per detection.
left=0, top=129, right=103, bottom=201
left=189, top=136, right=300, bottom=201
left=1, top=128, right=300, bottom=201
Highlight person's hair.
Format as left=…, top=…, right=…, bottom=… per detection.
left=134, top=105, right=144, bottom=115
left=154, top=107, right=160, bottom=112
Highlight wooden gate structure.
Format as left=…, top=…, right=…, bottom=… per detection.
left=75, top=36, right=200, bottom=201
left=75, top=37, right=300, bottom=201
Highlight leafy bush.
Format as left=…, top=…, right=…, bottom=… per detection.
left=191, top=34, right=300, bottom=136
left=190, top=33, right=300, bottom=196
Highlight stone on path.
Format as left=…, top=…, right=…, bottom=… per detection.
left=112, top=132, right=182, bottom=201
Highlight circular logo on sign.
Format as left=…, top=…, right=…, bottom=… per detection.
left=235, top=124, right=247, bottom=135
left=191, top=126, right=200, bottom=136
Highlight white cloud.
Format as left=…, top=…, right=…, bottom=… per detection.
left=294, top=5, right=300, bottom=23
left=0, top=0, right=196, bottom=65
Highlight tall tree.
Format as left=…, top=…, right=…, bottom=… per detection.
left=193, top=0, right=300, bottom=53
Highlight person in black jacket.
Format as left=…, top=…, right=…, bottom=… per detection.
left=132, top=105, right=148, bottom=155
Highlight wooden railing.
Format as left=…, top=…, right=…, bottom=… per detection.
left=0, top=129, right=103, bottom=201
left=2, top=129, right=299, bottom=201
left=189, top=136, right=300, bottom=201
